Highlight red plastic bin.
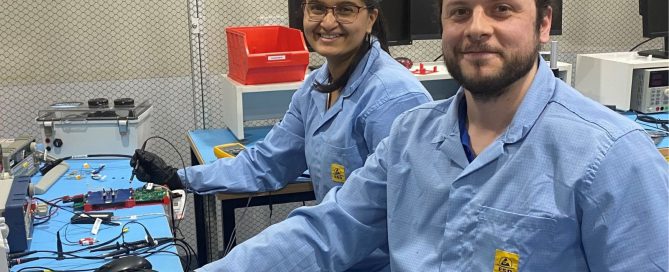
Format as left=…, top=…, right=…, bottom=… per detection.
left=226, top=25, right=310, bottom=85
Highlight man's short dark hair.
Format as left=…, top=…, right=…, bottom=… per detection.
left=437, top=0, right=553, bottom=32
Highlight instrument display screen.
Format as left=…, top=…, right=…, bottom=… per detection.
left=649, top=70, right=668, bottom=88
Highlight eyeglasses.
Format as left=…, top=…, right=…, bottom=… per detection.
left=302, top=2, right=370, bottom=24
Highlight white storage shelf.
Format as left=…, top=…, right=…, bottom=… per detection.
left=222, top=61, right=572, bottom=140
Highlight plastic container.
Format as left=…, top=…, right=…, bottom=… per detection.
left=36, top=100, right=152, bottom=157
left=226, top=25, right=309, bottom=85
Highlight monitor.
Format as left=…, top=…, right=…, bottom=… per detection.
left=288, top=0, right=309, bottom=49
left=410, top=0, right=442, bottom=40
left=381, top=0, right=412, bottom=46
left=288, top=0, right=412, bottom=48
left=550, top=0, right=563, bottom=35
left=407, top=0, right=562, bottom=40
left=638, top=0, right=668, bottom=58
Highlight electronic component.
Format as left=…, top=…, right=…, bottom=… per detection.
left=575, top=52, right=668, bottom=111
left=79, top=237, right=96, bottom=246
left=133, top=187, right=170, bottom=205
left=0, top=176, right=33, bottom=253
left=84, top=188, right=135, bottom=212
left=631, top=67, right=669, bottom=113
left=213, top=143, right=246, bottom=158
left=36, top=99, right=152, bottom=157
left=35, top=203, right=48, bottom=217
left=70, top=212, right=114, bottom=224
left=0, top=136, right=37, bottom=177
left=172, top=189, right=186, bottom=220
left=82, top=187, right=170, bottom=212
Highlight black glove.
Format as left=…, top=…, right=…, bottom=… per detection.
left=130, top=149, right=184, bottom=190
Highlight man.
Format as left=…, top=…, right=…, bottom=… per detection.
left=199, top=0, right=669, bottom=270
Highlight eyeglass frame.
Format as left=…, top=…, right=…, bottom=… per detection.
left=301, top=2, right=373, bottom=24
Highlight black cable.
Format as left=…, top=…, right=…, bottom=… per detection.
left=633, top=110, right=669, bottom=131
left=33, top=199, right=63, bottom=226
left=172, top=243, right=191, bottom=271
left=175, top=238, right=196, bottom=256
left=40, top=154, right=133, bottom=175
left=137, top=135, right=189, bottom=238
left=139, top=135, right=189, bottom=185
left=268, top=192, right=273, bottom=225
left=120, top=221, right=153, bottom=244
left=16, top=266, right=96, bottom=272
left=62, top=223, right=82, bottom=246
left=175, top=226, right=186, bottom=240
left=223, top=196, right=253, bottom=256
left=630, top=37, right=658, bottom=52
left=14, top=223, right=124, bottom=258
left=433, top=53, right=444, bottom=62
left=12, top=239, right=184, bottom=271
left=32, top=197, right=117, bottom=229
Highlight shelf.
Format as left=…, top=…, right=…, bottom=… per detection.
left=221, top=60, right=573, bottom=140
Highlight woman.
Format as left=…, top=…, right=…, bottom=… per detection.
left=132, top=0, right=431, bottom=270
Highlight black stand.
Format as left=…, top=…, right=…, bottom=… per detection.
left=638, top=36, right=669, bottom=59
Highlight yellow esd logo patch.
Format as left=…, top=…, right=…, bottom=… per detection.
left=493, top=249, right=519, bottom=272
left=330, top=163, right=346, bottom=183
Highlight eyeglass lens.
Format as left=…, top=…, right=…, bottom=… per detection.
left=304, top=3, right=365, bottom=23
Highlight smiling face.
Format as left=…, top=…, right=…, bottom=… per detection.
left=441, top=0, right=551, bottom=101
left=303, top=0, right=378, bottom=66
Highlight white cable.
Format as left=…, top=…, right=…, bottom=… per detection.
left=224, top=196, right=253, bottom=256
left=111, top=213, right=168, bottom=221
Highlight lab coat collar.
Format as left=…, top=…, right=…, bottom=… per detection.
left=311, top=39, right=381, bottom=127
left=431, top=91, right=470, bottom=170
left=431, top=56, right=557, bottom=175
left=501, top=57, right=556, bottom=144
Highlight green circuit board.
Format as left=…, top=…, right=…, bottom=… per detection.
left=133, top=187, right=168, bottom=203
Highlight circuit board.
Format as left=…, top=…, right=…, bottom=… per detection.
left=82, top=187, right=169, bottom=211
left=133, top=187, right=169, bottom=205
left=83, top=188, right=135, bottom=212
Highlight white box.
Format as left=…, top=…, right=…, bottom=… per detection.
left=575, top=52, right=669, bottom=110
left=36, top=100, right=152, bottom=158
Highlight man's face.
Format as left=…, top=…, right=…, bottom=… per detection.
left=441, top=0, right=551, bottom=101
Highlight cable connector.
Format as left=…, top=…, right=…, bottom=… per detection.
left=9, top=257, right=39, bottom=267
left=56, top=231, right=64, bottom=260
left=79, top=237, right=96, bottom=246
left=62, top=194, right=85, bottom=203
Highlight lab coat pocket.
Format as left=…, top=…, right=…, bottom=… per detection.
left=469, top=205, right=557, bottom=272
left=322, top=144, right=363, bottom=184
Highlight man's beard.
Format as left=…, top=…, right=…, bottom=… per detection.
left=444, top=42, right=540, bottom=102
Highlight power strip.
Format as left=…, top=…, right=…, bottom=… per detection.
left=33, top=160, right=69, bottom=195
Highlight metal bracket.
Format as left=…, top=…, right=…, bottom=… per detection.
left=117, top=119, right=128, bottom=135
left=190, top=16, right=202, bottom=34
left=42, top=121, right=54, bottom=138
